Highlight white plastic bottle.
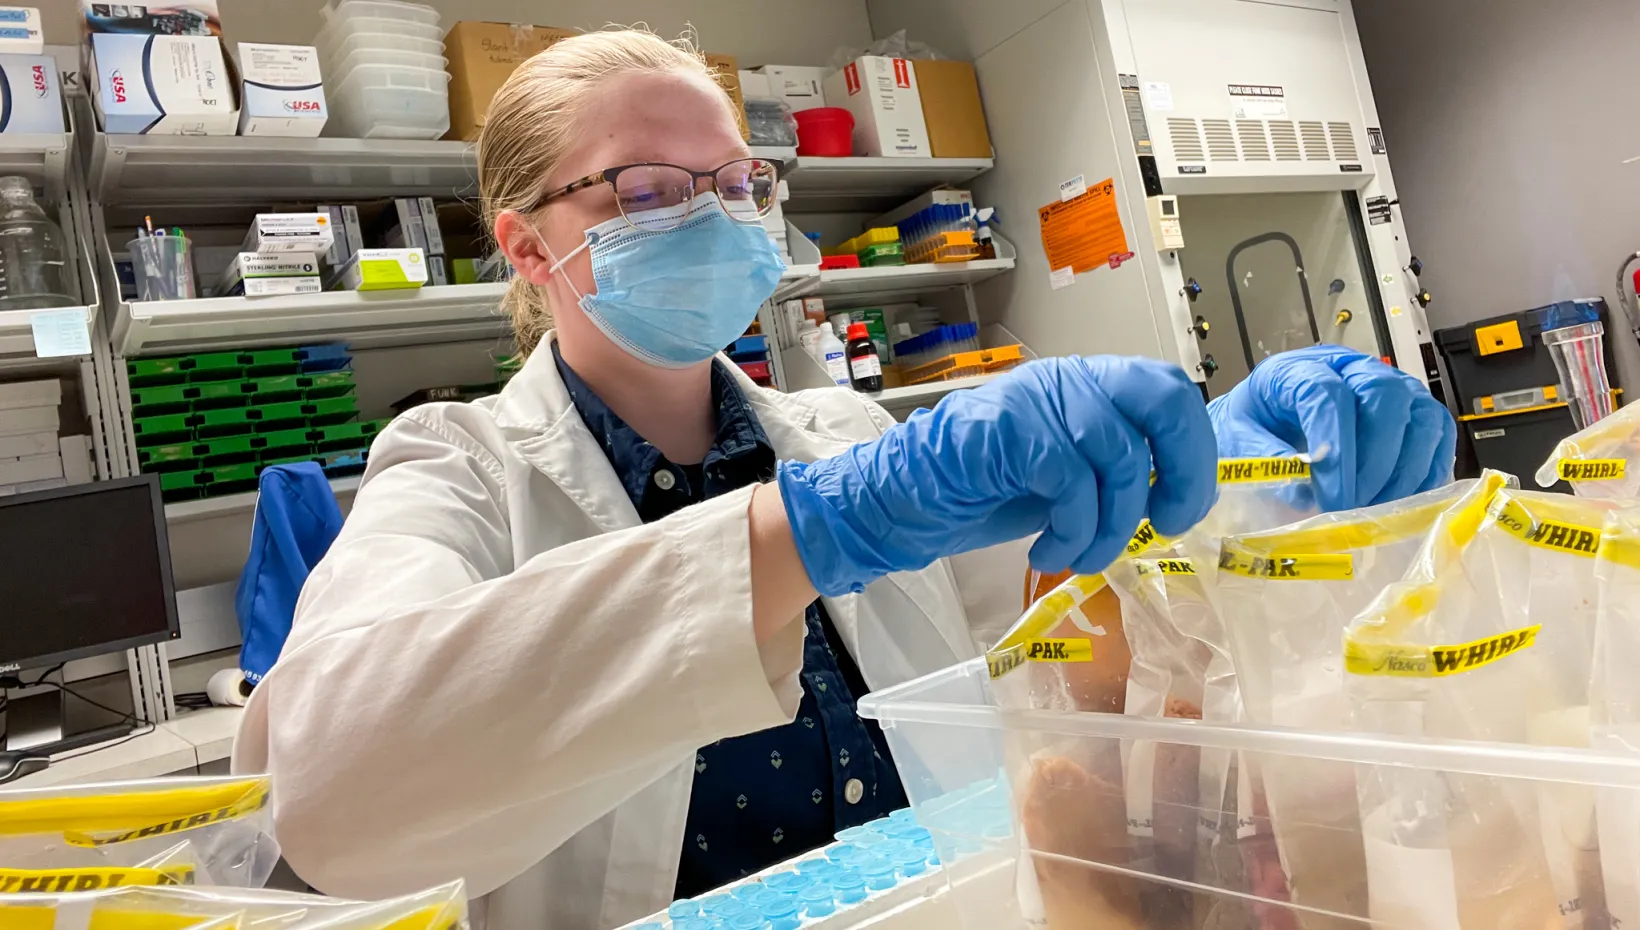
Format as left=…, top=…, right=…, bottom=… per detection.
left=798, top=319, right=823, bottom=362
left=816, top=326, right=850, bottom=387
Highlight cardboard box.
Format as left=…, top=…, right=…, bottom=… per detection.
left=242, top=213, right=334, bottom=254
left=703, top=52, right=748, bottom=141
left=332, top=248, right=428, bottom=291
left=0, top=430, right=55, bottom=459
left=417, top=197, right=445, bottom=255
left=823, top=56, right=929, bottom=157
left=0, top=404, right=56, bottom=437
left=80, top=1, right=221, bottom=37
left=59, top=435, right=92, bottom=485
left=90, top=33, right=236, bottom=135
left=0, top=450, right=62, bottom=485
left=341, top=205, right=364, bottom=255
left=0, top=7, right=43, bottom=55
left=0, top=378, right=59, bottom=410
left=217, top=251, right=322, bottom=297
left=317, top=205, right=350, bottom=265
left=385, top=198, right=426, bottom=252
left=757, top=64, right=829, bottom=113
left=443, top=21, right=577, bottom=142
left=912, top=59, right=990, bottom=158
left=236, top=42, right=326, bottom=137
left=428, top=255, right=447, bottom=286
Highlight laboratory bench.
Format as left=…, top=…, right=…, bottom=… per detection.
left=7, top=704, right=242, bottom=789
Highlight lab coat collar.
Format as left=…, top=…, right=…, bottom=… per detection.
left=489, top=332, right=856, bottom=534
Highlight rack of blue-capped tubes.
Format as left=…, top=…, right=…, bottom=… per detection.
left=127, top=343, right=390, bottom=501
left=621, top=799, right=1006, bottom=930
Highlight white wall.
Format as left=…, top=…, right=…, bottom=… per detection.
left=1353, top=0, right=1640, bottom=392
left=43, top=0, right=873, bottom=66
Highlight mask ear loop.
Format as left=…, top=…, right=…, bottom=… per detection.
left=531, top=223, right=592, bottom=302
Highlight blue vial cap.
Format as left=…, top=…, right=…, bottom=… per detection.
left=630, top=924, right=664, bottom=930
left=830, top=870, right=868, bottom=904
left=760, top=897, right=801, bottom=921
left=796, top=857, right=832, bottom=875
left=835, top=825, right=877, bottom=845
left=668, top=900, right=700, bottom=919
left=889, top=808, right=917, bottom=824
left=763, top=871, right=809, bottom=894
left=730, top=881, right=768, bottom=901
left=725, top=912, right=767, bottom=930
left=800, top=883, right=836, bottom=912
left=675, top=919, right=715, bottom=930
left=698, top=894, right=735, bottom=917
left=858, top=855, right=896, bottom=879
left=825, top=843, right=862, bottom=863
left=894, top=845, right=929, bottom=877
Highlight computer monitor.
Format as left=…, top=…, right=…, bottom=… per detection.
left=0, top=475, right=179, bottom=750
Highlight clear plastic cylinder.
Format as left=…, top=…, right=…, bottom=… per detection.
left=1543, top=321, right=1615, bottom=429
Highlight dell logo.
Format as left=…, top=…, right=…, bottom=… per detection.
left=0, top=663, right=20, bottom=674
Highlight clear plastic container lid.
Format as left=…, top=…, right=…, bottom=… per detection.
left=319, top=29, right=444, bottom=61
left=326, top=47, right=447, bottom=76
left=318, top=14, right=442, bottom=50
left=321, top=0, right=441, bottom=27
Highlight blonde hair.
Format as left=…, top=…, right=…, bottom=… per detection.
left=477, top=28, right=721, bottom=359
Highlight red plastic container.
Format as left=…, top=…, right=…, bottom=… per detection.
left=819, top=254, right=861, bottom=270
left=794, top=107, right=854, bottom=157
left=737, top=360, right=771, bottom=380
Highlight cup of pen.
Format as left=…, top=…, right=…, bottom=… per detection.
left=128, top=234, right=197, bottom=302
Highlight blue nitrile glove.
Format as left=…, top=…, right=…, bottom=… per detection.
left=1207, top=344, right=1457, bottom=512
left=777, top=356, right=1218, bottom=597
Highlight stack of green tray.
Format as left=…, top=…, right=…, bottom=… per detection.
left=129, top=348, right=385, bottom=501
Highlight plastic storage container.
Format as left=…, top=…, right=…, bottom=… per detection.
left=795, top=107, right=854, bottom=157
left=320, top=30, right=443, bottom=63
left=326, top=47, right=447, bottom=80
left=858, top=657, right=1640, bottom=930
left=327, top=64, right=451, bottom=139
left=317, top=15, right=441, bottom=49
left=321, top=0, right=441, bottom=26
left=0, top=177, right=77, bottom=311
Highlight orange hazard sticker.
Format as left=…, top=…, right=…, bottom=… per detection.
left=1038, top=178, right=1130, bottom=275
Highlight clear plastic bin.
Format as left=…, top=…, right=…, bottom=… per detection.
left=319, top=30, right=444, bottom=62
left=317, top=14, right=442, bottom=51
left=326, top=47, right=447, bottom=79
left=327, top=65, right=450, bottom=139
left=321, top=0, right=441, bottom=27
left=859, top=657, right=1640, bottom=930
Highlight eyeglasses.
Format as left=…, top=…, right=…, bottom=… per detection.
left=530, top=158, right=781, bottom=232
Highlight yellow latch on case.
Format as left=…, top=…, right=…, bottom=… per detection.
left=1475, top=321, right=1523, bottom=355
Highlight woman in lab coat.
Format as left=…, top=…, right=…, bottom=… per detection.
left=233, top=28, right=1456, bottom=930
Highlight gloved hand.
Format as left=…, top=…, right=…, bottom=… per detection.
left=778, top=356, right=1218, bottom=597
left=1207, top=344, right=1456, bottom=513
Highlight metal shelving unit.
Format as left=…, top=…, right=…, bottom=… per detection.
left=109, top=283, right=510, bottom=356
left=780, top=155, right=993, bottom=212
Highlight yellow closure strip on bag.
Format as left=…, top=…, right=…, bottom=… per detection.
left=989, top=573, right=1110, bottom=680
left=1136, top=557, right=1196, bottom=576
left=1345, top=624, right=1541, bottom=677
left=0, top=779, right=272, bottom=847
left=1559, top=458, right=1627, bottom=482
left=1015, top=639, right=1093, bottom=663
left=1601, top=515, right=1640, bottom=572
left=1488, top=494, right=1602, bottom=558
left=0, top=865, right=194, bottom=893
left=89, top=914, right=251, bottom=930
left=1217, top=546, right=1354, bottom=580
left=1126, top=519, right=1162, bottom=555
left=1225, top=490, right=1466, bottom=556
left=1216, top=455, right=1311, bottom=484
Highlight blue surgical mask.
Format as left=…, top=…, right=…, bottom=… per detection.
left=541, top=193, right=786, bottom=368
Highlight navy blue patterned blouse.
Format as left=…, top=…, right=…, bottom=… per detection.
left=551, top=345, right=908, bottom=900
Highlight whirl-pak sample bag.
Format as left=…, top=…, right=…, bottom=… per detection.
left=0, top=776, right=277, bottom=889
left=1345, top=481, right=1618, bottom=929
left=991, top=456, right=1316, bottom=930
left=0, top=880, right=469, bottom=930
left=1591, top=506, right=1640, bottom=930
left=1538, top=400, right=1640, bottom=498
left=1214, top=479, right=1479, bottom=928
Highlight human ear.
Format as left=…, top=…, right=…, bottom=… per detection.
left=494, top=210, right=558, bottom=287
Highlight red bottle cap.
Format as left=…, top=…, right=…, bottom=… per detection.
left=846, top=322, right=870, bottom=340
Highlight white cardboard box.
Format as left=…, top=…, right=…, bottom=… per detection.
left=822, top=56, right=930, bottom=157
left=0, top=54, right=63, bottom=132
left=757, top=64, right=829, bottom=113
left=59, top=434, right=91, bottom=485
left=0, top=404, right=56, bottom=437
left=0, top=377, right=59, bottom=410
left=0, top=450, right=61, bottom=484
left=236, top=42, right=327, bottom=137
left=242, top=213, right=335, bottom=254
left=90, top=33, right=236, bottom=135
left=0, top=429, right=55, bottom=459
left=0, top=7, right=43, bottom=55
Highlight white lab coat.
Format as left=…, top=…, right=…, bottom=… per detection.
left=233, top=333, right=1026, bottom=930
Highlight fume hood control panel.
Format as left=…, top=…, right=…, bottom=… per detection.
left=1147, top=195, right=1184, bottom=249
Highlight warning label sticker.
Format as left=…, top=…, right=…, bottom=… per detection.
left=1038, top=178, right=1129, bottom=276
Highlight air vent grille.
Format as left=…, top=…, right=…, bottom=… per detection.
left=1299, top=121, right=1330, bottom=160
left=1168, top=118, right=1204, bottom=162
left=1236, top=121, right=1270, bottom=161
left=1268, top=121, right=1302, bottom=161
left=1202, top=119, right=1237, bottom=161
left=1329, top=122, right=1359, bottom=161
